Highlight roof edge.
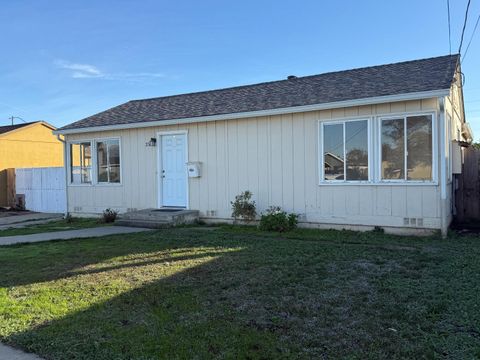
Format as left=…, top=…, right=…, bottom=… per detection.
left=54, top=89, right=450, bottom=135
left=0, top=121, right=57, bottom=137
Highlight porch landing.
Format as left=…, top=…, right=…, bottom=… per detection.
left=115, top=208, right=199, bottom=229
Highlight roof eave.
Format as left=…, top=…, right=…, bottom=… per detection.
left=0, top=121, right=57, bottom=138
left=54, top=89, right=450, bottom=135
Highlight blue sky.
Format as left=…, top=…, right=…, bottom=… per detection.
left=1, top=0, right=479, bottom=140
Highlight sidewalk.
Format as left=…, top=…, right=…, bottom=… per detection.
left=0, top=213, right=63, bottom=230
left=0, top=343, right=43, bottom=360
left=0, top=226, right=153, bottom=246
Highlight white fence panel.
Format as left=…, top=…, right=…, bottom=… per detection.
left=15, top=167, right=66, bottom=213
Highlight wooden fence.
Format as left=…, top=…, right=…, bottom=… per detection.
left=455, top=147, right=480, bottom=223
left=0, top=169, right=16, bottom=207
left=15, top=167, right=66, bottom=213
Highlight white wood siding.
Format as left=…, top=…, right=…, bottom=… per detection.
left=66, top=98, right=445, bottom=230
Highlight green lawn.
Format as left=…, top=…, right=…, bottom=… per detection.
left=0, top=217, right=108, bottom=237
left=0, top=226, right=479, bottom=359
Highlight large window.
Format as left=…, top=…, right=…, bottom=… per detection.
left=381, top=114, right=433, bottom=181
left=96, top=139, right=121, bottom=183
left=70, top=142, right=92, bottom=184
left=323, top=119, right=369, bottom=181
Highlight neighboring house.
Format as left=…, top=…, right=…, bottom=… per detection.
left=0, top=121, right=63, bottom=206
left=54, top=54, right=472, bottom=235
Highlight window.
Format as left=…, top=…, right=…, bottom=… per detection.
left=96, top=139, right=120, bottom=183
left=323, top=119, right=369, bottom=181
left=381, top=114, right=433, bottom=181
left=70, top=142, right=92, bottom=184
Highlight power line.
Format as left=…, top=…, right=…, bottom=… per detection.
left=462, top=13, right=480, bottom=62
left=8, top=116, right=26, bottom=125
left=458, top=0, right=472, bottom=54
left=447, top=0, right=452, bottom=54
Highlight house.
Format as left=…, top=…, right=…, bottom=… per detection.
left=54, top=54, right=472, bottom=235
left=0, top=121, right=63, bottom=206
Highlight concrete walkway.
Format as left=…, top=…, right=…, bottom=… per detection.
left=0, top=343, right=43, bottom=360
left=0, top=226, right=153, bottom=246
left=0, top=213, right=62, bottom=230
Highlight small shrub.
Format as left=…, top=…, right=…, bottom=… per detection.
left=65, top=213, right=73, bottom=223
left=259, top=206, right=298, bottom=232
left=102, top=208, right=118, bottom=223
left=231, top=191, right=257, bottom=222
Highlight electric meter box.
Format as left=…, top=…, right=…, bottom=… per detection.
left=186, top=162, right=201, bottom=177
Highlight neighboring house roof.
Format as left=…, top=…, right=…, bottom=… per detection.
left=324, top=152, right=345, bottom=168
left=58, top=54, right=459, bottom=132
left=0, top=121, right=56, bottom=136
left=0, top=122, right=35, bottom=135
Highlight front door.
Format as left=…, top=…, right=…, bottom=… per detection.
left=160, top=133, right=187, bottom=207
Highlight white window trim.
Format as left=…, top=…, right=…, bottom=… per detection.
left=67, top=139, right=94, bottom=187
left=66, top=137, right=123, bottom=187
left=94, top=137, right=123, bottom=186
left=319, top=117, right=372, bottom=184
left=377, top=112, right=437, bottom=184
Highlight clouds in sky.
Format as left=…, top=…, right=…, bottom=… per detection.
left=54, top=60, right=165, bottom=80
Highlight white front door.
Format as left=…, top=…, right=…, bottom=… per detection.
left=160, top=133, right=187, bottom=207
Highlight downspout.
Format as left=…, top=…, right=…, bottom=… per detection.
left=57, top=134, right=69, bottom=219
left=438, top=97, right=448, bottom=237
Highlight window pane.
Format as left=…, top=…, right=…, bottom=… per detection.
left=345, top=120, right=368, bottom=180
left=324, top=124, right=344, bottom=180
left=97, top=140, right=120, bottom=183
left=97, top=141, right=108, bottom=183
left=70, top=143, right=91, bottom=184
left=407, top=115, right=432, bottom=180
left=98, top=166, right=109, bottom=182
left=108, top=140, right=120, bottom=166
left=109, top=165, right=121, bottom=183
left=108, top=140, right=120, bottom=183
left=381, top=119, right=405, bottom=179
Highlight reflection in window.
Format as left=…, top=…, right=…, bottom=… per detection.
left=97, top=139, right=120, bottom=183
left=381, top=118, right=405, bottom=179
left=323, top=120, right=368, bottom=181
left=381, top=115, right=432, bottom=181
left=407, top=116, right=432, bottom=180
left=346, top=121, right=369, bottom=180
left=70, top=142, right=92, bottom=184
left=324, top=124, right=344, bottom=180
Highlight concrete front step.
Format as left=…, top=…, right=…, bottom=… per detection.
left=115, top=219, right=173, bottom=229
left=115, top=208, right=199, bottom=229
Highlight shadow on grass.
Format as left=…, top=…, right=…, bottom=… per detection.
left=3, top=231, right=283, bottom=359
left=0, top=230, right=209, bottom=288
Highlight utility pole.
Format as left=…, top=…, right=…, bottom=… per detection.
left=9, top=116, right=26, bottom=125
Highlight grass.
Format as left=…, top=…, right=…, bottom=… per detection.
left=0, top=217, right=109, bottom=237
left=0, top=226, right=479, bottom=359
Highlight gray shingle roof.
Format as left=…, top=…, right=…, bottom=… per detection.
left=59, top=54, right=459, bottom=131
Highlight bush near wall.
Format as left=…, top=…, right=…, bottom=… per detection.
left=259, top=206, right=298, bottom=232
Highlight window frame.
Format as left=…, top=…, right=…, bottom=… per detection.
left=67, top=137, right=122, bottom=187
left=67, top=140, right=94, bottom=186
left=377, top=112, right=437, bottom=184
left=319, top=117, right=372, bottom=184
left=95, top=137, right=122, bottom=185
